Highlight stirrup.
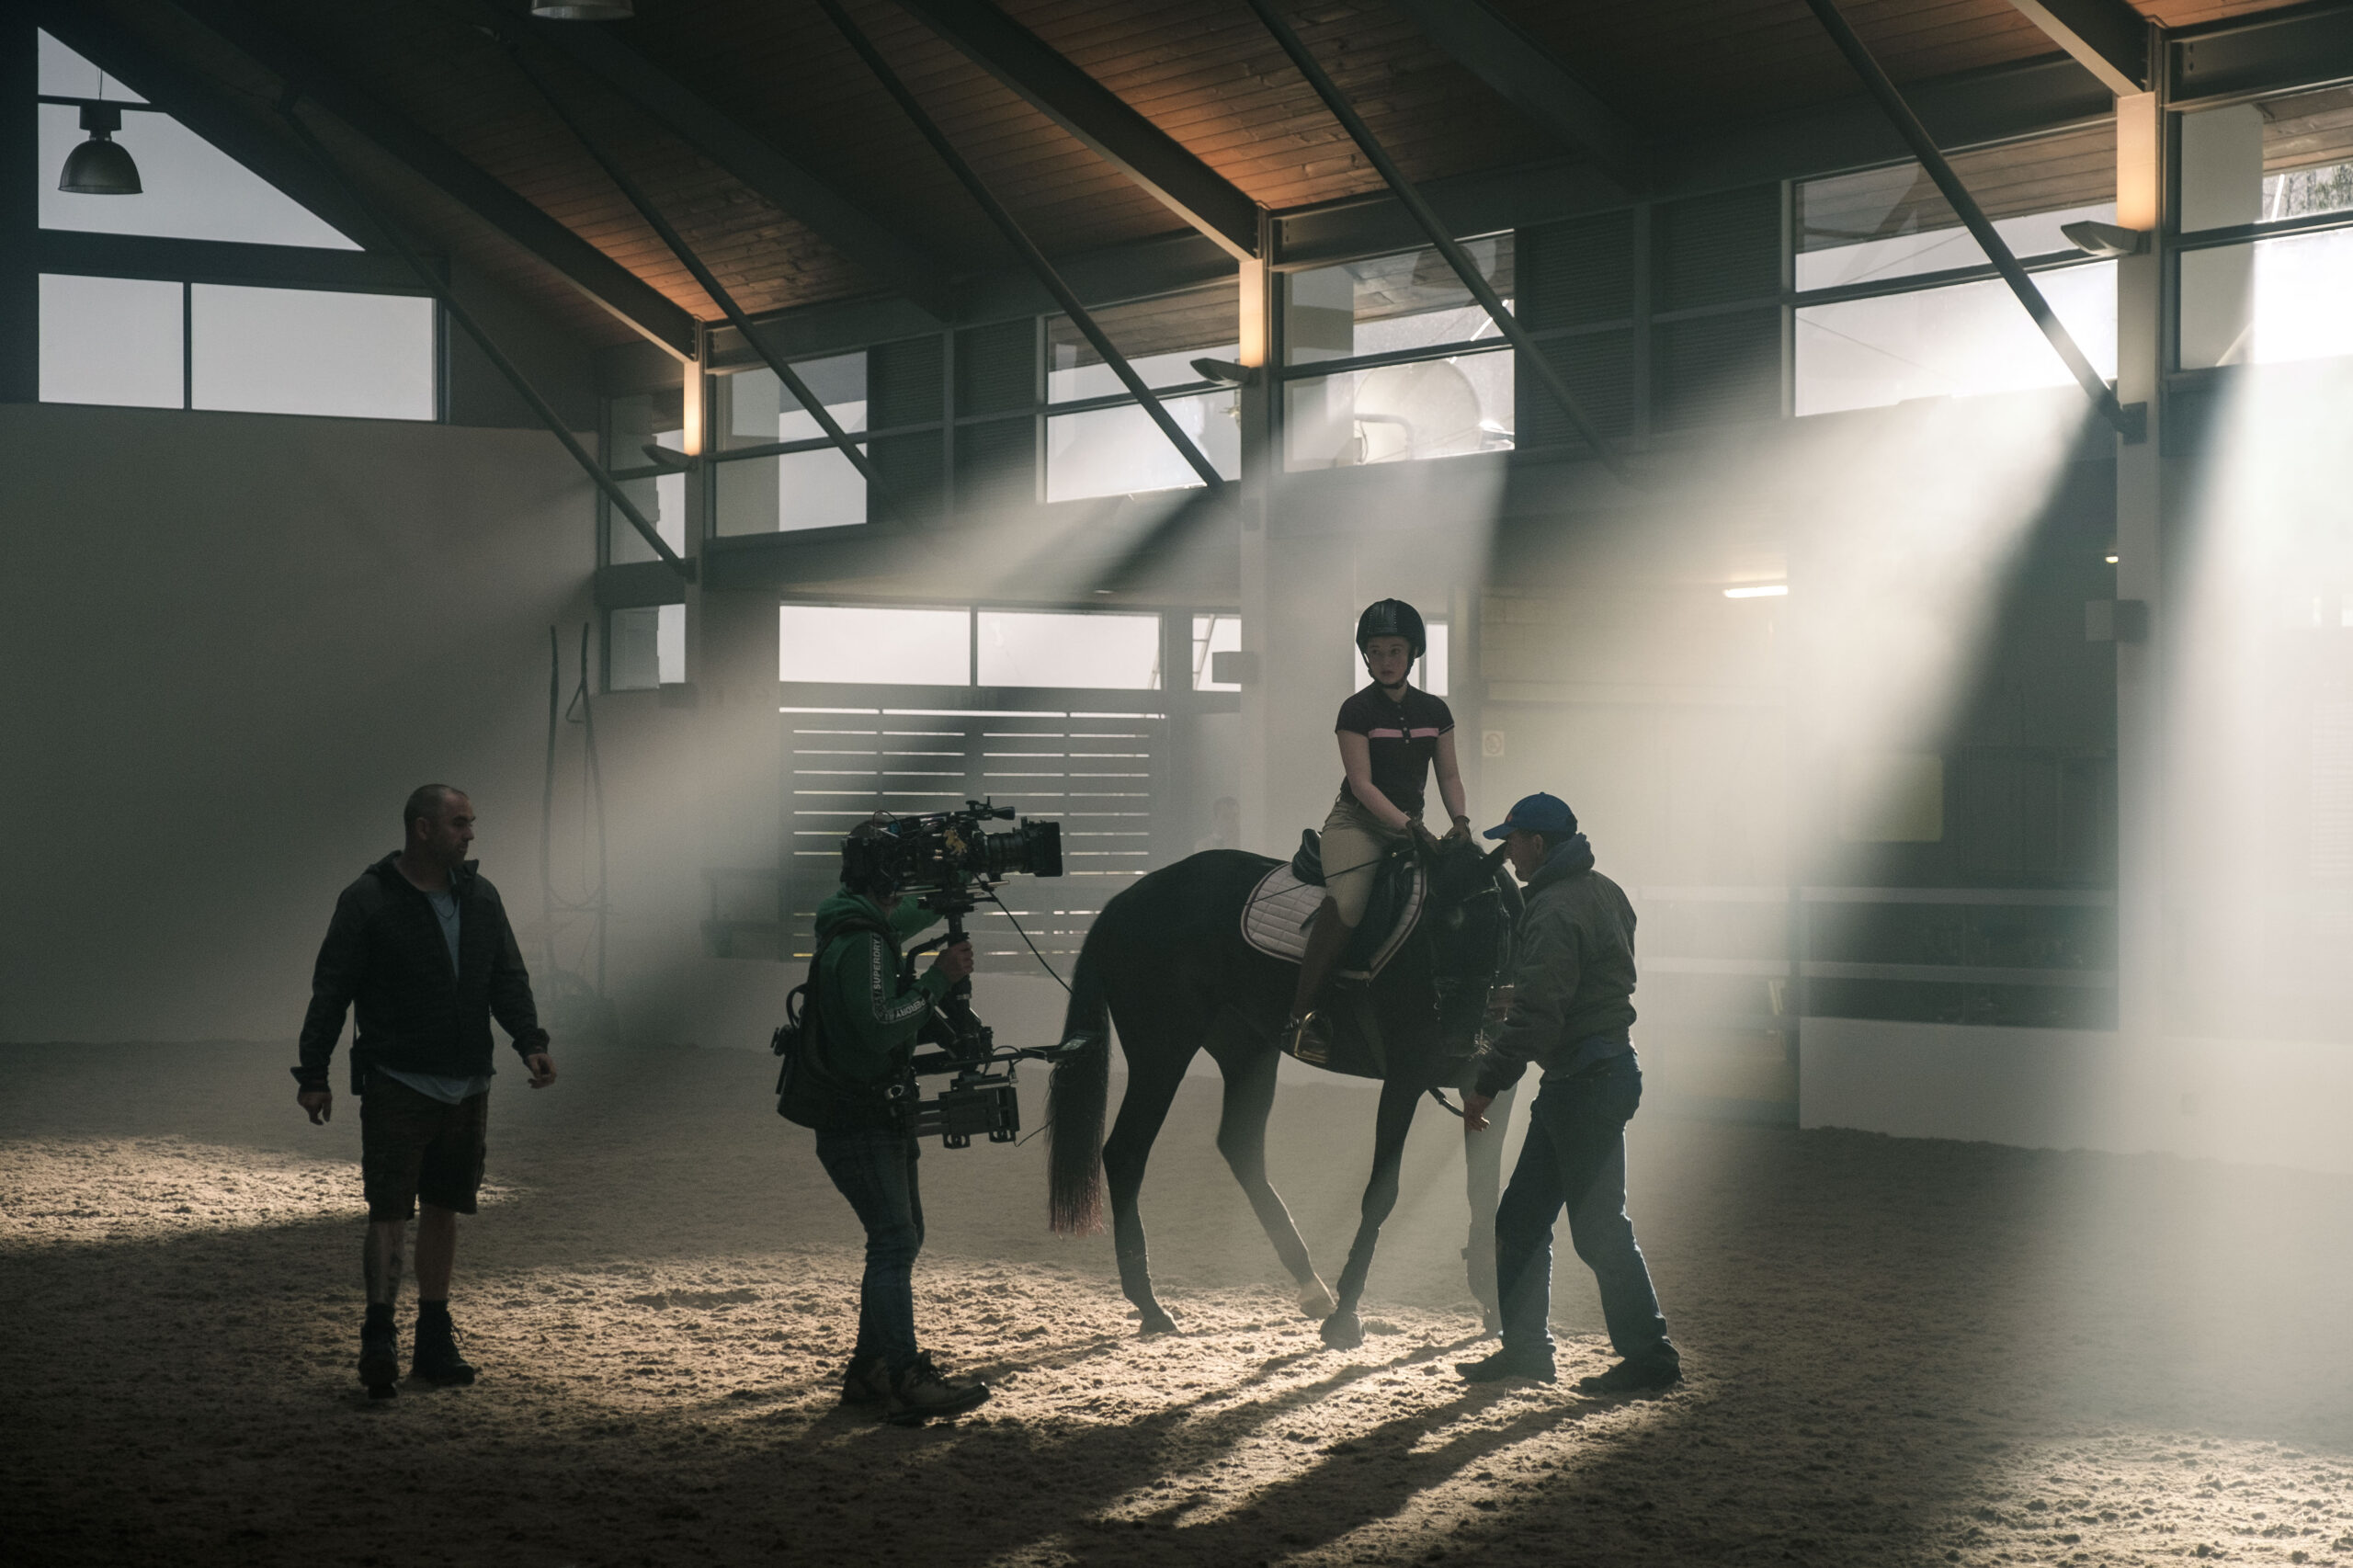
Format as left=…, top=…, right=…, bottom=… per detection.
left=1284, top=1009, right=1332, bottom=1066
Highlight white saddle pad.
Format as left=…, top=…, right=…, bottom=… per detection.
left=1240, top=861, right=1427, bottom=981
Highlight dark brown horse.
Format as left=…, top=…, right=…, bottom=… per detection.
left=1045, top=838, right=1519, bottom=1347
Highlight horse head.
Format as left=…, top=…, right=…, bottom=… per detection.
left=1424, top=839, right=1521, bottom=1056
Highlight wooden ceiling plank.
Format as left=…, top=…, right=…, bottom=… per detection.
left=157, top=0, right=696, bottom=357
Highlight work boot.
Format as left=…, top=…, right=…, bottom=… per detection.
left=1575, top=1353, right=1682, bottom=1396
left=1455, top=1345, right=1556, bottom=1384
left=410, top=1308, right=477, bottom=1387
left=884, top=1353, right=991, bottom=1426
left=358, top=1315, right=400, bottom=1400
left=840, top=1353, right=891, bottom=1406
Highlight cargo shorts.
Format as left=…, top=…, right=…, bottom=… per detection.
left=359, top=1074, right=489, bottom=1221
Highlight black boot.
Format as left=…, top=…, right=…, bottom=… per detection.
left=884, top=1353, right=991, bottom=1426
left=358, top=1306, right=400, bottom=1400
left=410, top=1301, right=476, bottom=1386
left=1285, top=900, right=1355, bottom=1065
left=1455, top=1344, right=1556, bottom=1383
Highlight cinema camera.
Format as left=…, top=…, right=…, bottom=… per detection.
left=847, top=801, right=1070, bottom=1150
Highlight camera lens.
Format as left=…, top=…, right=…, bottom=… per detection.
left=983, top=818, right=1062, bottom=880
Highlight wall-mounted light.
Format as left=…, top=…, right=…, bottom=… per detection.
left=531, top=0, right=634, bottom=17
left=2062, top=220, right=2149, bottom=259
left=1723, top=584, right=1789, bottom=599
left=59, top=103, right=142, bottom=195
left=1191, top=358, right=1261, bottom=388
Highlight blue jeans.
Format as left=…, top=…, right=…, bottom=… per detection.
left=814, top=1123, right=925, bottom=1371
left=1494, top=1052, right=1673, bottom=1364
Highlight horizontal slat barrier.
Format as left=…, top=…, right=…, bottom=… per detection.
left=780, top=705, right=1165, bottom=971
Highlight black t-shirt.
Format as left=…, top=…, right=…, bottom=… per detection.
left=1336, top=684, right=1455, bottom=817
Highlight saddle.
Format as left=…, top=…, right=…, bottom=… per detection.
left=1240, top=829, right=1427, bottom=982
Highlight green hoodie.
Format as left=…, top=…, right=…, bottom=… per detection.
left=811, top=886, right=951, bottom=1087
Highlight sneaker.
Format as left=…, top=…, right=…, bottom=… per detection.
left=884, top=1353, right=991, bottom=1426
left=840, top=1354, right=891, bottom=1405
left=1284, top=1010, right=1332, bottom=1066
left=1575, top=1355, right=1682, bottom=1396
left=410, top=1316, right=477, bottom=1387
left=358, top=1320, right=400, bottom=1399
left=1455, top=1346, right=1556, bottom=1384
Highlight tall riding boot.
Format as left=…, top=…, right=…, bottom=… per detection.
left=1285, top=897, right=1356, bottom=1064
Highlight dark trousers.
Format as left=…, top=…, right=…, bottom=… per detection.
left=1494, top=1052, right=1673, bottom=1364
left=814, top=1122, right=925, bottom=1371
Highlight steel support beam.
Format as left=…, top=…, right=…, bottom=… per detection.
left=163, top=0, right=696, bottom=358
left=821, top=0, right=1227, bottom=491
left=1384, top=0, right=1645, bottom=193
left=35, top=229, right=422, bottom=292
left=30, top=0, right=375, bottom=248
left=278, top=100, right=693, bottom=579
left=889, top=0, right=1261, bottom=260
left=2006, top=0, right=2150, bottom=96
left=1, top=12, right=36, bottom=404
left=1239, top=0, right=1636, bottom=483
left=504, top=43, right=922, bottom=530
left=509, top=17, right=960, bottom=322
left=1802, top=0, right=2143, bottom=441
left=2170, top=1, right=2353, bottom=107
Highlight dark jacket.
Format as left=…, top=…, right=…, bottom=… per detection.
left=811, top=887, right=949, bottom=1088
left=1474, top=835, right=1638, bottom=1097
left=293, top=853, right=549, bottom=1094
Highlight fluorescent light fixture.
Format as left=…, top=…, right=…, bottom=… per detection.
left=1723, top=584, right=1790, bottom=599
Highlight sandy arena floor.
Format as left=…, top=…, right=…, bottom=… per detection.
left=5, top=1040, right=2353, bottom=1567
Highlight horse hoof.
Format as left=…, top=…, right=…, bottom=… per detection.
left=1319, top=1312, right=1364, bottom=1350
left=1298, top=1279, right=1337, bottom=1320
left=1138, top=1308, right=1178, bottom=1336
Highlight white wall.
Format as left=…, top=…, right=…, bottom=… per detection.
left=0, top=402, right=596, bottom=1042
left=1801, top=1016, right=2353, bottom=1175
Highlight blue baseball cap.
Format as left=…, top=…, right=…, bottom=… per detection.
left=1483, top=791, right=1578, bottom=840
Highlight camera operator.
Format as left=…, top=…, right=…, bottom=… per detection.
left=799, top=821, right=992, bottom=1426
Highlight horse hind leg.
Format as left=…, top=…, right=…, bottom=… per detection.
left=1098, top=1021, right=1195, bottom=1336
left=1211, top=1033, right=1336, bottom=1321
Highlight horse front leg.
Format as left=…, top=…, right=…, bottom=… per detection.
left=1463, top=1083, right=1516, bottom=1332
left=1320, top=1074, right=1424, bottom=1349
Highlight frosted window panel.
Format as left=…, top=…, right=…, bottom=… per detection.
left=1285, top=237, right=1514, bottom=367
left=1193, top=613, right=1241, bottom=691
left=38, top=104, right=356, bottom=250
left=1286, top=350, right=1515, bottom=470
left=2179, top=231, right=2353, bottom=370
left=979, top=611, right=1160, bottom=689
left=655, top=602, right=685, bottom=685
left=722, top=355, right=866, bottom=448
left=1045, top=390, right=1237, bottom=501
left=608, top=470, right=686, bottom=563
left=1795, top=202, right=2114, bottom=292
left=781, top=447, right=865, bottom=530
left=608, top=605, right=684, bottom=690
left=1794, top=263, right=2116, bottom=416
left=190, top=286, right=433, bottom=420
left=40, top=31, right=146, bottom=98
left=39, top=273, right=181, bottom=408
left=781, top=606, right=970, bottom=685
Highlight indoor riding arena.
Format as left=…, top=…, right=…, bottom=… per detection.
left=9, top=3, right=2353, bottom=1566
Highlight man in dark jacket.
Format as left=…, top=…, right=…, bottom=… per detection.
left=1456, top=792, right=1679, bottom=1394
left=800, top=822, right=989, bottom=1426
left=293, top=784, right=555, bottom=1398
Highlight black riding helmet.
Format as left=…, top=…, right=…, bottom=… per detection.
left=1355, top=598, right=1427, bottom=663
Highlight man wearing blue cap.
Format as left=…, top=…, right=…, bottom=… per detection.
left=1456, top=792, right=1680, bottom=1394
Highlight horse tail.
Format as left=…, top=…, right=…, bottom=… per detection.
left=1047, top=933, right=1112, bottom=1235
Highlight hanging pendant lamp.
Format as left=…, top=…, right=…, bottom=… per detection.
left=59, top=103, right=142, bottom=195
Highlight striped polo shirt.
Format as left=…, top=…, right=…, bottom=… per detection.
left=1336, top=684, right=1455, bottom=817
